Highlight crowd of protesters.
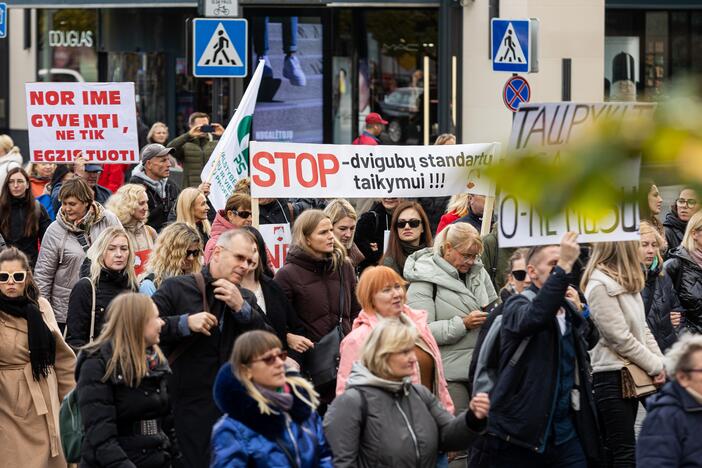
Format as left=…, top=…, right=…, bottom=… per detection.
left=1, top=125, right=702, bottom=468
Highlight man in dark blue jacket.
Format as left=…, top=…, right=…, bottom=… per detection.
left=487, top=232, right=602, bottom=467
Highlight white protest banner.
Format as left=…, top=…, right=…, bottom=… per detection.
left=249, top=141, right=500, bottom=199
left=202, top=60, right=265, bottom=211
left=25, top=82, right=139, bottom=164
left=259, top=223, right=291, bottom=273
left=498, top=102, right=655, bottom=247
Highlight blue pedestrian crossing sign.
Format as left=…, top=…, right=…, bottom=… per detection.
left=491, top=18, right=539, bottom=73
left=193, top=18, right=247, bottom=78
left=0, top=3, right=8, bottom=40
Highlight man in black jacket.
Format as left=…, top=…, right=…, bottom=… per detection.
left=152, top=229, right=268, bottom=468
left=487, top=232, right=602, bottom=468
left=130, top=143, right=181, bottom=232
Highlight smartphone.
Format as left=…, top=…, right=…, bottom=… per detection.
left=200, top=124, right=215, bottom=133
left=482, top=299, right=500, bottom=314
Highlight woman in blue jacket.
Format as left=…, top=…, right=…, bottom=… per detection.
left=211, top=330, right=332, bottom=468
left=637, top=333, right=702, bottom=467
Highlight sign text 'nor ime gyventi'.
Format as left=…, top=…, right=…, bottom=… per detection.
left=249, top=141, right=501, bottom=199
left=498, top=102, right=655, bottom=248
left=25, top=82, right=139, bottom=164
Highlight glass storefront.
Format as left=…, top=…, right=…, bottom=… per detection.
left=37, top=9, right=98, bottom=83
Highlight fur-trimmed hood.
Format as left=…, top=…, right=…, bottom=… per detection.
left=212, top=362, right=314, bottom=439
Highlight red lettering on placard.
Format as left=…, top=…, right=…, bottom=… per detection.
left=252, top=151, right=341, bottom=189
left=29, top=90, right=75, bottom=106
left=252, top=151, right=275, bottom=187
left=318, top=153, right=339, bottom=187
left=274, top=152, right=296, bottom=187
left=296, top=153, right=318, bottom=188
left=30, top=113, right=81, bottom=127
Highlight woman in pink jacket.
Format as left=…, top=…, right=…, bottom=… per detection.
left=336, top=265, right=454, bottom=413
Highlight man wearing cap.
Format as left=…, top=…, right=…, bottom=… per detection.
left=50, top=163, right=112, bottom=215
left=130, top=143, right=181, bottom=232
left=352, top=112, right=388, bottom=145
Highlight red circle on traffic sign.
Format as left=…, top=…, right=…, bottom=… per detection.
left=503, top=75, right=531, bottom=112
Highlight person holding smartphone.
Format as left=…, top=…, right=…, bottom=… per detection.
left=167, top=111, right=224, bottom=188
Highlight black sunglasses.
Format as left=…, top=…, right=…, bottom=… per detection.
left=232, top=209, right=252, bottom=219
left=512, top=270, right=527, bottom=281
left=250, top=350, right=287, bottom=366
left=396, top=219, right=422, bottom=229
left=0, top=271, right=26, bottom=283
left=185, top=249, right=201, bottom=258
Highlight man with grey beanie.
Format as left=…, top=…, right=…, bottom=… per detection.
left=129, top=143, right=181, bottom=232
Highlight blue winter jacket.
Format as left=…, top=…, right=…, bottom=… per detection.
left=211, top=363, right=333, bottom=468
left=637, top=380, right=702, bottom=468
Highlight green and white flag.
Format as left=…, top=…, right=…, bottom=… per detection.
left=201, top=60, right=265, bottom=210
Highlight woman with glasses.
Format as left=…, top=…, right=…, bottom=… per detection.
left=211, top=330, right=332, bottom=467
left=381, top=201, right=433, bottom=278
left=175, top=187, right=211, bottom=246
left=637, top=334, right=702, bottom=467
left=76, top=292, right=180, bottom=467
left=65, top=227, right=139, bottom=349
left=0, top=167, right=51, bottom=268
left=665, top=211, right=702, bottom=335
left=664, top=187, right=700, bottom=254
left=498, top=248, right=531, bottom=302
left=0, top=247, right=75, bottom=468
left=404, top=222, right=497, bottom=419
left=205, top=192, right=252, bottom=263
left=139, top=222, right=203, bottom=296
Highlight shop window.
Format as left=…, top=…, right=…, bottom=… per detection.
left=37, top=9, right=98, bottom=83
left=644, top=11, right=668, bottom=99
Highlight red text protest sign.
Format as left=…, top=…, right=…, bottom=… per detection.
left=25, top=82, right=139, bottom=164
left=250, top=141, right=501, bottom=198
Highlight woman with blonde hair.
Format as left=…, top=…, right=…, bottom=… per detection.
left=640, top=221, right=681, bottom=353
left=0, top=134, right=23, bottom=188
left=76, top=292, right=179, bottom=467
left=274, top=209, right=361, bottom=404
left=582, top=240, right=665, bottom=466
left=25, top=161, right=56, bottom=198
left=404, top=222, right=497, bottom=417
left=211, top=330, right=332, bottom=467
left=665, top=210, right=702, bottom=335
left=324, top=198, right=364, bottom=268
left=436, top=193, right=471, bottom=234
left=175, top=187, right=211, bottom=245
left=106, top=183, right=158, bottom=275
left=0, top=247, right=75, bottom=468
left=325, top=320, right=489, bottom=467
left=65, top=227, right=138, bottom=348
left=139, top=222, right=202, bottom=296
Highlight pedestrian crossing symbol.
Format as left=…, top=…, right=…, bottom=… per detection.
left=491, top=19, right=536, bottom=73
left=193, top=18, right=248, bottom=78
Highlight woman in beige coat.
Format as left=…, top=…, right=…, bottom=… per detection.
left=582, top=240, right=665, bottom=467
left=0, top=247, right=76, bottom=468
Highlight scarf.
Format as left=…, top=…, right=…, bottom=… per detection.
left=146, top=346, right=161, bottom=372
left=689, top=248, right=702, bottom=270
left=255, top=382, right=294, bottom=412
left=0, top=293, right=56, bottom=380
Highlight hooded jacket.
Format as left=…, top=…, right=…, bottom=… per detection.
left=75, top=342, right=179, bottom=468
left=585, top=268, right=664, bottom=376
left=636, top=380, right=702, bottom=468
left=664, top=211, right=688, bottom=255
left=664, top=246, right=702, bottom=334
left=335, top=305, right=454, bottom=414
left=324, top=362, right=486, bottom=468
left=204, top=211, right=236, bottom=263
left=274, top=246, right=361, bottom=342
left=211, top=363, right=333, bottom=468
left=34, top=203, right=122, bottom=323
left=130, top=166, right=180, bottom=232
left=642, top=263, right=681, bottom=353
left=404, top=248, right=497, bottom=382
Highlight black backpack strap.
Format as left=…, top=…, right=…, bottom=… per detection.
left=352, top=386, right=368, bottom=441
left=508, top=289, right=537, bottom=367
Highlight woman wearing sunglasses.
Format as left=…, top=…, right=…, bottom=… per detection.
left=664, top=187, right=700, bottom=255
left=381, top=201, right=433, bottom=278
left=106, top=184, right=158, bottom=276
left=76, top=292, right=180, bottom=467
left=139, top=222, right=203, bottom=296
left=0, top=167, right=52, bottom=268
left=498, top=248, right=531, bottom=302
left=204, top=192, right=252, bottom=263
left=211, top=330, right=332, bottom=467
left=404, top=222, right=497, bottom=420
left=0, top=247, right=76, bottom=468
left=66, top=227, right=139, bottom=349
